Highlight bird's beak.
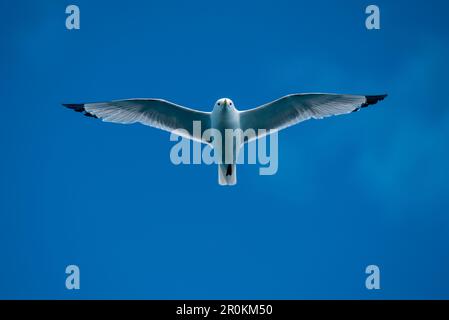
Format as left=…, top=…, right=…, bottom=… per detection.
left=223, top=99, right=228, bottom=107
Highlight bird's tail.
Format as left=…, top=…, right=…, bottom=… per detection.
left=218, top=164, right=237, bottom=186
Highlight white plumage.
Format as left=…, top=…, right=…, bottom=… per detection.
left=64, top=93, right=387, bottom=185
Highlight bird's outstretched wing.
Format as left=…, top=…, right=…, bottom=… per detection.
left=240, top=93, right=387, bottom=142
left=63, top=99, right=211, bottom=143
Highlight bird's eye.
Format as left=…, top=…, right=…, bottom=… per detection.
left=218, top=102, right=221, bottom=106
left=230, top=102, right=232, bottom=105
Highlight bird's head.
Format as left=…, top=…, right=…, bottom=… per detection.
left=214, top=98, right=235, bottom=112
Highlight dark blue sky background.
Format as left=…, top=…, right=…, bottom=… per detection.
left=1, top=0, right=449, bottom=299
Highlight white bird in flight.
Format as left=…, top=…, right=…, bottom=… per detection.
left=63, top=93, right=387, bottom=186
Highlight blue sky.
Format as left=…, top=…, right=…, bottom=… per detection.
left=1, top=0, right=449, bottom=299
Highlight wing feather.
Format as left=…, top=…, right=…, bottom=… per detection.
left=63, top=99, right=211, bottom=143
left=240, top=93, right=387, bottom=142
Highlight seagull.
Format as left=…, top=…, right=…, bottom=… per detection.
left=63, top=93, right=387, bottom=186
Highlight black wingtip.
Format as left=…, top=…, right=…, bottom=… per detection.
left=353, top=94, right=387, bottom=113
left=62, top=103, right=98, bottom=118
left=362, top=94, right=388, bottom=108
left=63, top=103, right=85, bottom=112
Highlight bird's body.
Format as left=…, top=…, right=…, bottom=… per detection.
left=211, top=99, right=241, bottom=185
left=64, top=93, right=387, bottom=185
